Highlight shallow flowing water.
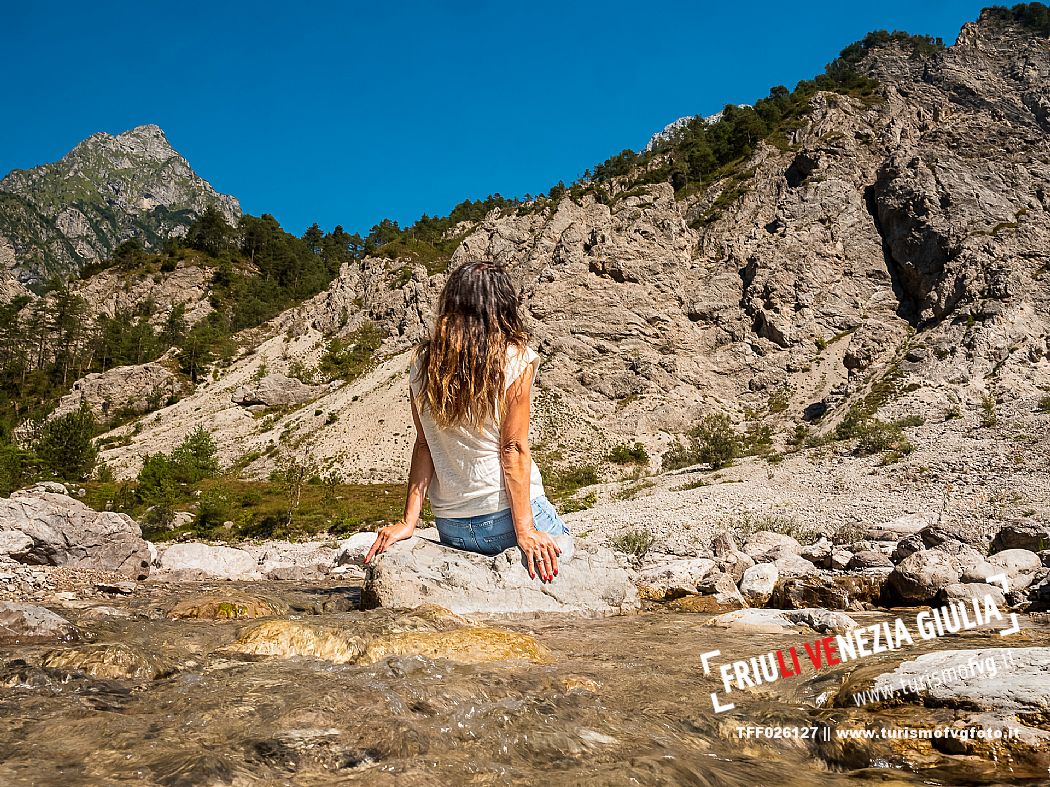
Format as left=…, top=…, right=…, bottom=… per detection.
left=0, top=581, right=1047, bottom=786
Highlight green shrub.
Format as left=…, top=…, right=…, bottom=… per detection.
left=695, top=413, right=738, bottom=469
left=608, top=441, right=649, bottom=465
left=980, top=394, right=998, bottom=428
left=854, top=420, right=913, bottom=457
left=661, top=413, right=738, bottom=471
left=609, top=528, right=657, bottom=559
left=1037, top=394, right=1050, bottom=414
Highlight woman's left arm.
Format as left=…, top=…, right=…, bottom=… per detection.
left=365, top=393, right=433, bottom=563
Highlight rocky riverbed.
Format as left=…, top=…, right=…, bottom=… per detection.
left=2, top=482, right=1050, bottom=784
left=0, top=579, right=1048, bottom=785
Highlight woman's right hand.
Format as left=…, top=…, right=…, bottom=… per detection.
left=516, top=528, right=562, bottom=581
left=364, top=519, right=417, bottom=564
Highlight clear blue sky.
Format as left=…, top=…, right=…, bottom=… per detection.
left=2, top=1, right=988, bottom=236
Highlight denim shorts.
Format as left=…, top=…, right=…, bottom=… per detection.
left=435, top=495, right=569, bottom=556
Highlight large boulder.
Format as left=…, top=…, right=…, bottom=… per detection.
left=231, top=373, right=319, bottom=407
left=156, top=542, right=260, bottom=580
left=888, top=549, right=960, bottom=603
left=363, top=531, right=639, bottom=617
left=0, top=487, right=151, bottom=579
left=991, top=521, right=1050, bottom=554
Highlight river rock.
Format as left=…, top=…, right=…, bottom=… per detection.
left=705, top=608, right=857, bottom=635
left=241, top=540, right=339, bottom=581
left=667, top=571, right=747, bottom=612
left=990, top=521, right=1050, bottom=554
left=741, top=531, right=802, bottom=562
left=938, top=582, right=1008, bottom=608
left=869, top=648, right=1050, bottom=714
left=231, top=619, right=366, bottom=663
left=0, top=488, right=151, bottom=579
left=362, top=532, right=639, bottom=616
left=770, top=574, right=885, bottom=611
left=167, top=591, right=289, bottom=620
left=231, top=373, right=318, bottom=407
left=955, top=550, right=998, bottom=584
left=988, top=548, right=1042, bottom=579
left=829, top=548, right=853, bottom=570
left=0, top=602, right=79, bottom=644
left=848, top=550, right=893, bottom=570
left=156, top=542, right=260, bottom=580
left=357, top=627, right=550, bottom=665
left=635, top=557, right=716, bottom=599
left=918, top=521, right=985, bottom=551
left=774, top=553, right=819, bottom=576
left=229, top=606, right=549, bottom=665
left=714, top=550, right=754, bottom=583
left=800, top=537, right=832, bottom=567
left=738, top=563, right=778, bottom=606
left=888, top=549, right=960, bottom=603
left=891, top=533, right=925, bottom=564
left=335, top=531, right=380, bottom=565
left=710, top=532, right=738, bottom=558
left=860, top=512, right=936, bottom=542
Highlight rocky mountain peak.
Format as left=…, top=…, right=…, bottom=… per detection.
left=0, top=124, right=241, bottom=292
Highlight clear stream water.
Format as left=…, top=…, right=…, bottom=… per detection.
left=0, top=580, right=1046, bottom=786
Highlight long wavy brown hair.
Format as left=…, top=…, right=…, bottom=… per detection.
left=414, top=260, right=529, bottom=428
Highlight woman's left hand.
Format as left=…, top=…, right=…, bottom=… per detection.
left=364, top=519, right=417, bottom=563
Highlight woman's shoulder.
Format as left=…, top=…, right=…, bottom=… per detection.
left=504, top=343, right=540, bottom=387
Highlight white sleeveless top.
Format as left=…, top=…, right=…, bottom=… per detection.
left=409, top=344, right=546, bottom=518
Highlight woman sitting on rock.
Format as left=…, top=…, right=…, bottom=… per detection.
left=364, top=260, right=567, bottom=581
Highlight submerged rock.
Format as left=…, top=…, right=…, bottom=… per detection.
left=40, top=643, right=169, bottom=681
left=0, top=603, right=79, bottom=644
left=228, top=606, right=548, bottom=665
left=357, top=627, right=550, bottom=665
left=0, top=487, right=151, bottom=579
left=363, top=532, right=639, bottom=616
left=229, top=619, right=365, bottom=663
left=167, top=591, right=289, bottom=620
left=705, top=608, right=857, bottom=635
